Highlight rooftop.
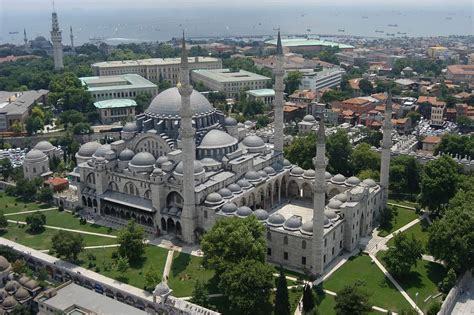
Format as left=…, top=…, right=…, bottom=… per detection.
left=192, top=69, right=271, bottom=83
left=0, top=90, right=49, bottom=116
left=246, top=89, right=275, bottom=97
left=92, top=56, right=220, bottom=68
left=448, top=64, right=474, bottom=75
left=80, top=74, right=157, bottom=92
left=265, top=38, right=354, bottom=49
left=94, top=99, right=137, bottom=109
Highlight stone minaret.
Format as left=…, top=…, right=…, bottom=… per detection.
left=23, top=28, right=28, bottom=47
left=272, top=31, right=285, bottom=158
left=312, top=121, right=326, bottom=275
left=50, top=10, right=64, bottom=70
left=380, top=93, right=393, bottom=209
left=70, top=26, right=75, bottom=51
left=178, top=33, right=197, bottom=243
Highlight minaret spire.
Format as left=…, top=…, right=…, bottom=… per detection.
left=178, top=31, right=197, bottom=243
left=312, top=120, right=326, bottom=275
left=70, top=26, right=75, bottom=51
left=50, top=5, right=64, bottom=70
left=380, top=92, right=393, bottom=209
left=23, top=28, right=28, bottom=47
left=272, top=29, right=285, bottom=157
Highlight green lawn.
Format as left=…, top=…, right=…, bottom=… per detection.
left=324, top=254, right=411, bottom=312
left=7, top=210, right=118, bottom=236
left=167, top=252, right=216, bottom=297
left=378, top=206, right=419, bottom=237
left=388, top=199, right=419, bottom=209
left=0, top=193, right=50, bottom=214
left=78, top=245, right=168, bottom=290
left=0, top=224, right=118, bottom=250
left=387, top=219, right=431, bottom=252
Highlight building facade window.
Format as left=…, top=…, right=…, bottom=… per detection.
left=284, top=252, right=288, bottom=260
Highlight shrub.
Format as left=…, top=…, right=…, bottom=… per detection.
left=427, top=302, right=441, bottom=315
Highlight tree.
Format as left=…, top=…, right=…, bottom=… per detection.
left=25, top=212, right=46, bottom=233
left=10, top=121, right=23, bottom=135
left=0, top=158, right=13, bottom=180
left=48, top=72, right=92, bottom=112
left=419, top=155, right=459, bottom=213
left=284, top=133, right=316, bottom=169
left=190, top=280, right=210, bottom=308
left=457, top=116, right=474, bottom=133
left=219, top=259, right=274, bottom=314
left=379, top=205, right=395, bottom=230
left=59, top=110, right=85, bottom=127
left=434, top=134, right=474, bottom=158
left=360, top=129, right=382, bottom=147
left=37, top=187, right=53, bottom=203
left=0, top=211, right=8, bottom=231
left=389, top=156, right=422, bottom=195
left=25, top=115, right=43, bottom=135
left=321, top=90, right=350, bottom=103
left=284, top=71, right=303, bottom=95
left=383, top=233, right=423, bottom=278
left=274, top=268, right=290, bottom=315
left=10, top=304, right=30, bottom=315
left=145, top=265, right=161, bottom=290
left=357, top=169, right=379, bottom=181
left=51, top=230, right=84, bottom=261
left=11, top=259, right=27, bottom=274
left=117, top=220, right=145, bottom=262
left=327, top=129, right=353, bottom=176
left=427, top=302, right=441, bottom=315
left=358, top=79, right=373, bottom=95
left=115, top=255, right=129, bottom=272
left=302, top=284, right=315, bottom=313
left=72, top=122, right=92, bottom=135
left=351, top=143, right=380, bottom=175
left=134, top=93, right=152, bottom=113
left=334, top=285, right=372, bottom=315
left=439, top=268, right=457, bottom=293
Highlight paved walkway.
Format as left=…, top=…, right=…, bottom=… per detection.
left=387, top=202, right=417, bottom=210
left=5, top=208, right=57, bottom=216
left=162, top=250, right=174, bottom=283
left=38, top=244, right=120, bottom=253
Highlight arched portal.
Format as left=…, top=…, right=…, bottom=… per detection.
left=166, top=191, right=183, bottom=208
left=287, top=180, right=300, bottom=198
left=176, top=221, right=182, bottom=236
left=167, top=218, right=175, bottom=234
left=161, top=218, right=167, bottom=231
left=302, top=182, right=312, bottom=200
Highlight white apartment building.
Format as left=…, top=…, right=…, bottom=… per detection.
left=299, top=68, right=345, bottom=91
left=430, top=103, right=445, bottom=127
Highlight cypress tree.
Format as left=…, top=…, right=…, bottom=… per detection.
left=302, top=283, right=315, bottom=313
left=274, top=267, right=290, bottom=315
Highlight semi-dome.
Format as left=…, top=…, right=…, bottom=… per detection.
left=325, top=208, right=338, bottom=220
left=199, top=130, right=237, bottom=148
left=253, top=209, right=269, bottom=221
left=362, top=179, right=377, bottom=187
left=2, top=296, right=17, bottom=309
left=130, top=152, right=155, bottom=167
left=290, top=166, right=304, bottom=176
left=154, top=282, right=171, bottom=296
left=267, top=213, right=285, bottom=227
left=93, top=144, right=112, bottom=158
left=174, top=161, right=205, bottom=175
left=119, top=149, right=135, bottom=161
left=224, top=116, right=238, bottom=126
left=236, top=179, right=252, bottom=189
left=25, top=149, right=46, bottom=161
left=206, top=193, right=223, bottom=204
left=227, top=183, right=242, bottom=193
left=122, top=122, right=138, bottom=132
left=303, top=169, right=316, bottom=178
left=34, top=140, right=54, bottom=151
left=0, top=256, right=10, bottom=271
left=303, top=114, right=316, bottom=122
left=283, top=215, right=303, bottom=231
left=146, top=87, right=214, bottom=118
left=328, top=199, right=342, bottom=209
left=335, top=193, right=348, bottom=203
left=242, top=135, right=265, bottom=148
left=218, top=188, right=233, bottom=198
left=331, top=174, right=346, bottom=184
left=263, top=166, right=276, bottom=175
left=245, top=171, right=261, bottom=181
left=236, top=206, right=252, bottom=217
left=221, top=202, right=237, bottom=214
left=346, top=176, right=361, bottom=186
left=77, top=141, right=101, bottom=158
left=14, top=287, right=29, bottom=301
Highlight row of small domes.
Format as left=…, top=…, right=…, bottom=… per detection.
left=289, top=168, right=377, bottom=188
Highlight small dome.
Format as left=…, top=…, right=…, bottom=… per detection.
left=267, top=213, right=285, bottom=227
left=362, top=179, right=377, bottom=187
left=325, top=171, right=332, bottom=180
left=174, top=161, right=205, bottom=175
left=156, top=156, right=169, bottom=165
left=218, top=188, right=233, bottom=198
left=242, top=135, right=265, bottom=148
left=253, top=209, right=269, bottom=221
left=0, top=256, right=10, bottom=271
left=300, top=220, right=313, bottom=235
left=25, top=149, right=46, bottom=161
left=263, top=166, right=276, bottom=175
left=258, top=170, right=268, bottom=178
left=78, top=141, right=101, bottom=157
left=224, top=116, right=238, bottom=126
left=245, top=171, right=261, bottom=181
left=303, top=114, right=316, bottom=122
left=324, top=216, right=332, bottom=227
left=283, top=215, right=303, bottom=231
left=34, top=140, right=54, bottom=151
left=221, top=202, right=238, bottom=214
left=346, top=176, right=361, bottom=186
left=5, top=281, right=18, bottom=293
left=130, top=152, right=155, bottom=167
left=2, top=296, right=17, bottom=309
left=122, top=122, right=138, bottom=132
left=335, top=193, right=348, bottom=203
left=119, top=149, right=135, bottom=161
left=14, top=287, right=29, bottom=301
left=24, top=280, right=38, bottom=290
left=290, top=166, right=304, bottom=176
left=227, top=183, right=242, bottom=193
left=272, top=162, right=283, bottom=172
left=332, top=174, right=346, bottom=184
left=236, top=206, right=252, bottom=217
left=283, top=159, right=291, bottom=168
left=206, top=193, right=223, bottom=204
left=244, top=120, right=253, bottom=126
left=154, top=282, right=171, bottom=296
left=328, top=199, right=342, bottom=209
left=303, top=169, right=316, bottom=178
left=93, top=144, right=112, bottom=158
left=18, top=276, right=30, bottom=286
left=325, top=209, right=338, bottom=220
left=199, top=129, right=237, bottom=148
left=0, top=289, right=7, bottom=301
left=236, top=179, right=252, bottom=189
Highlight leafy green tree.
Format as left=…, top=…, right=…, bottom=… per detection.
left=284, top=71, right=303, bottom=95
left=134, top=93, right=152, bottom=113
left=0, top=158, right=13, bottom=180
left=334, top=284, right=372, bottom=315
left=11, top=259, right=27, bottom=274
left=357, top=169, right=379, bottom=181
left=302, top=283, right=315, bottom=313
left=25, top=212, right=46, bottom=233
left=379, top=205, right=395, bottom=230
left=144, top=265, right=161, bottom=290
left=439, top=268, right=457, bottom=293
left=115, top=255, right=130, bottom=272
left=10, top=304, right=30, bottom=315
left=37, top=187, right=53, bottom=203
left=419, top=156, right=459, bottom=214
left=117, top=220, right=145, bottom=262
left=457, top=116, right=474, bottom=133
left=274, top=267, right=290, bottom=315
left=434, top=134, right=474, bottom=158
left=351, top=143, right=380, bottom=175
left=72, top=122, right=92, bottom=135
left=383, top=233, right=423, bottom=278
left=389, top=156, right=422, bottom=194
left=59, top=110, right=85, bottom=127
left=190, top=280, right=210, bottom=308
left=360, top=129, right=382, bottom=147
left=327, top=129, right=353, bottom=176
left=320, top=90, right=350, bottom=103
left=48, top=72, right=92, bottom=112
left=358, top=79, right=373, bottom=95
left=407, top=111, right=421, bottom=125
left=284, top=133, right=316, bottom=169
left=427, top=302, right=441, bottom=315
left=51, top=230, right=84, bottom=261
left=25, top=115, right=44, bottom=135
left=0, top=211, right=8, bottom=231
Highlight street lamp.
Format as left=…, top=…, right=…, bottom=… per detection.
left=415, top=292, right=419, bottom=312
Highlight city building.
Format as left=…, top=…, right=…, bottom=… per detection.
left=266, top=38, right=354, bottom=53
left=91, top=57, right=222, bottom=84
left=332, top=96, right=380, bottom=116
left=191, top=69, right=271, bottom=98
left=421, top=136, right=441, bottom=152
left=0, top=90, right=49, bottom=132
left=245, top=89, right=275, bottom=105
left=253, top=54, right=337, bottom=72
left=427, top=46, right=448, bottom=58
left=299, top=68, right=345, bottom=91
left=288, top=90, right=318, bottom=104
left=446, top=65, right=474, bottom=84
left=80, top=74, right=158, bottom=101
left=93, top=99, right=137, bottom=124
left=23, top=141, right=62, bottom=180
left=66, top=33, right=389, bottom=275
left=430, top=102, right=446, bottom=127
left=335, top=51, right=367, bottom=67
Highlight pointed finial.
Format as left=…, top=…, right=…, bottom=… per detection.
left=181, top=31, right=188, bottom=63
left=317, top=120, right=325, bottom=144
left=52, top=0, right=55, bottom=12
left=276, top=29, right=283, bottom=56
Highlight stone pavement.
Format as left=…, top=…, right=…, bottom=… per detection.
left=5, top=208, right=57, bottom=216
left=162, top=249, right=174, bottom=283
left=6, top=220, right=118, bottom=238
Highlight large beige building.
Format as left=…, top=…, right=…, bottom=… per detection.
left=446, top=65, right=474, bottom=84
left=91, top=57, right=222, bottom=84
left=191, top=68, right=271, bottom=98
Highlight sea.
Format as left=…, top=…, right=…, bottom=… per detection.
left=1, top=4, right=473, bottom=45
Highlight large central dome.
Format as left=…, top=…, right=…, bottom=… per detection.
left=145, top=87, right=215, bottom=118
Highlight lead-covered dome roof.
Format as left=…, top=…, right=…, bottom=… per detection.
left=146, top=87, right=214, bottom=118
left=34, top=141, right=54, bottom=151
left=174, top=160, right=204, bottom=175
left=199, top=130, right=237, bottom=148
left=242, top=135, right=265, bottom=148
left=25, top=149, right=46, bottom=161
left=122, top=122, right=138, bottom=132
left=78, top=141, right=101, bottom=158
left=119, top=149, right=135, bottom=161
left=130, top=152, right=155, bottom=167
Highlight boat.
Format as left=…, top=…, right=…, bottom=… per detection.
left=386, top=33, right=395, bottom=36
left=388, top=24, right=398, bottom=27
left=8, top=31, right=19, bottom=35
left=362, top=16, right=369, bottom=19
left=375, top=30, right=384, bottom=33
left=306, top=28, right=311, bottom=32
left=338, top=29, right=345, bottom=32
